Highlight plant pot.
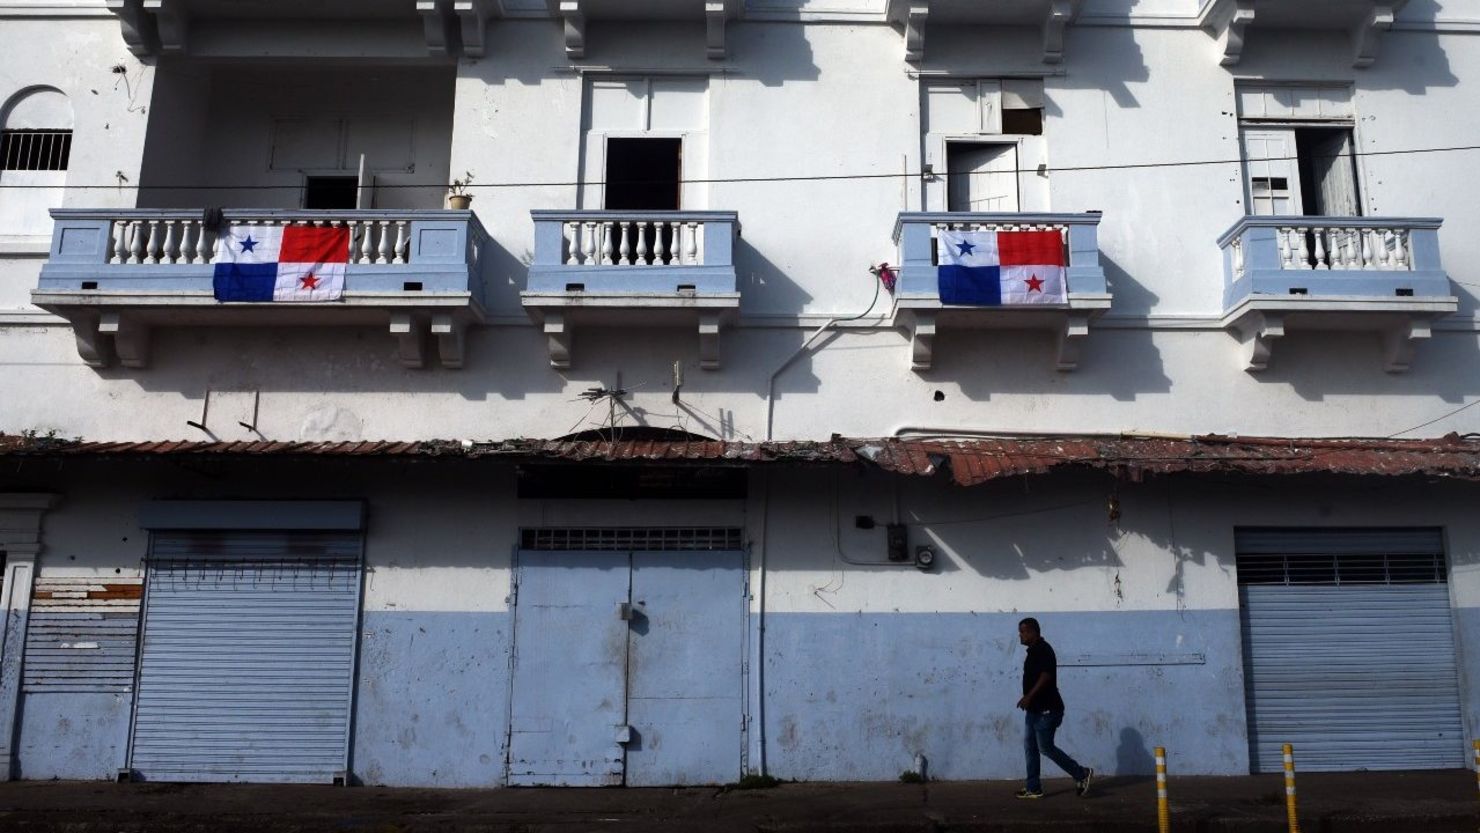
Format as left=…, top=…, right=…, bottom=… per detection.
left=447, top=194, right=473, bottom=210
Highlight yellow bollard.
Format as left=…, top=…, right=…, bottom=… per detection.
left=1473, top=740, right=1480, bottom=802
left=1154, top=746, right=1171, bottom=833
left=1282, top=743, right=1300, bottom=833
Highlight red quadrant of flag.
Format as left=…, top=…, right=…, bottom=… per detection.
left=996, top=230, right=1066, bottom=267
left=279, top=226, right=351, bottom=264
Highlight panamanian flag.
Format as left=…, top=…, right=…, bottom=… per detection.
left=212, top=225, right=349, bottom=302
left=937, top=229, right=1066, bottom=306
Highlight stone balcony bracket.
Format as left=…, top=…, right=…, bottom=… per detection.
left=1217, top=215, right=1455, bottom=373
left=33, top=209, right=491, bottom=371
left=523, top=210, right=742, bottom=370
left=1198, top=0, right=1410, bottom=68
left=548, top=0, right=743, bottom=61
left=885, top=0, right=1083, bottom=65
left=109, top=0, right=504, bottom=58
left=419, top=0, right=505, bottom=58
left=890, top=212, right=1111, bottom=373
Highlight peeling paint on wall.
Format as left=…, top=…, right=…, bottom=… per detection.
left=23, top=577, right=142, bottom=693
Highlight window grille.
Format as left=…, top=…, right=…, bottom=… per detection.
left=0, top=129, right=72, bottom=171
left=521, top=527, right=743, bottom=551
left=1236, top=551, right=1447, bottom=586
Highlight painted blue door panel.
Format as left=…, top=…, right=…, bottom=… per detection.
left=625, top=551, right=744, bottom=786
left=508, top=551, right=630, bottom=786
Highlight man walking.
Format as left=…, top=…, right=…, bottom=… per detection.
left=1015, top=617, right=1093, bottom=799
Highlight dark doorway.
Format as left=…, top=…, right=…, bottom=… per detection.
left=1295, top=128, right=1360, bottom=216
left=303, top=176, right=358, bottom=210
left=605, top=138, right=682, bottom=210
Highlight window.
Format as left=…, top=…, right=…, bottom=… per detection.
left=0, top=87, right=73, bottom=237
left=604, top=137, right=681, bottom=210
left=303, top=175, right=359, bottom=210
left=1238, top=84, right=1360, bottom=217
left=921, top=78, right=1047, bottom=212
left=583, top=77, right=708, bottom=211
left=1, top=129, right=71, bottom=171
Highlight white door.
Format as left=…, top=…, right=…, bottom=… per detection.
left=1307, top=129, right=1360, bottom=217
left=1240, top=128, right=1302, bottom=216
left=947, top=143, right=1019, bottom=212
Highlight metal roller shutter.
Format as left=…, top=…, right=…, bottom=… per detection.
left=1237, top=527, right=1464, bottom=772
left=128, top=531, right=363, bottom=783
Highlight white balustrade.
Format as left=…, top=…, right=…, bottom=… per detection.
left=559, top=217, right=709, bottom=266
left=927, top=221, right=1069, bottom=265
left=1272, top=223, right=1414, bottom=271
left=102, top=214, right=415, bottom=267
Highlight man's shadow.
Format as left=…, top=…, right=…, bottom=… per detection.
left=1072, top=727, right=1158, bottom=798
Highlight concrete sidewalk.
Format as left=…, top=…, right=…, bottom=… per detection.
left=0, top=771, right=1473, bottom=832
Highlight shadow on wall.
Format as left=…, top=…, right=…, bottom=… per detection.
left=918, top=15, right=1148, bottom=111
left=1247, top=330, right=1480, bottom=406
left=736, top=237, right=818, bottom=321
left=1235, top=5, right=1458, bottom=95
left=1117, top=726, right=1156, bottom=776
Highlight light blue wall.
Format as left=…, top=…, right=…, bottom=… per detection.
left=15, top=692, right=130, bottom=780
left=1453, top=607, right=1480, bottom=742
left=351, top=611, right=512, bottom=787
left=762, top=610, right=1249, bottom=781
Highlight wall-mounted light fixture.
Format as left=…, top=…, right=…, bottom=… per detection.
left=914, top=545, right=937, bottom=572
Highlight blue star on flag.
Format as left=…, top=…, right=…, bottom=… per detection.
left=955, top=240, right=976, bottom=256
left=239, top=236, right=258, bottom=254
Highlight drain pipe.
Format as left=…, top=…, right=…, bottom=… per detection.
left=765, top=270, right=884, bottom=441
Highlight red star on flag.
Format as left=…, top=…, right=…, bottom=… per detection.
left=1025, top=274, right=1044, bottom=293
left=300, top=272, right=320, bottom=290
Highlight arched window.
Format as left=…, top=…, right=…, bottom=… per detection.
left=0, top=87, right=73, bottom=237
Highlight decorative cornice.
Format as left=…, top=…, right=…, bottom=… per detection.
left=1199, top=0, right=1255, bottom=66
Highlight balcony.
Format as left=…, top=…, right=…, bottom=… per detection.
left=890, top=212, right=1111, bottom=372
left=546, top=0, right=744, bottom=60
left=885, top=0, right=1083, bottom=64
left=524, top=210, right=740, bottom=370
left=1218, top=216, right=1455, bottom=373
left=34, top=209, right=489, bottom=370
left=1198, top=0, right=1410, bottom=68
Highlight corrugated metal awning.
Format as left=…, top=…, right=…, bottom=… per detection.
left=3, top=432, right=1479, bottom=485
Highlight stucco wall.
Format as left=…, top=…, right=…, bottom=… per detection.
left=2, top=15, right=1479, bottom=441
left=3, top=459, right=1475, bottom=784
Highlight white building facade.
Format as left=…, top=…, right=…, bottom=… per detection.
left=0, top=0, right=1477, bottom=786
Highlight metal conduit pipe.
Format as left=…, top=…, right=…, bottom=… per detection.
left=891, top=426, right=1196, bottom=441
left=764, top=268, right=883, bottom=442
left=754, top=269, right=885, bottom=773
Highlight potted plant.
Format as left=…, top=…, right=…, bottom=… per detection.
left=447, top=171, right=475, bottom=209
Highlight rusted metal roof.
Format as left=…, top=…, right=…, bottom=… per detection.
left=3, top=432, right=1478, bottom=485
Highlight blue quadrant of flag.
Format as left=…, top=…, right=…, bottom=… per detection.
left=939, top=264, right=1003, bottom=305
left=212, top=263, right=279, bottom=302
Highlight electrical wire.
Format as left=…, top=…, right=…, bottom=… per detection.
left=6, top=143, right=1480, bottom=190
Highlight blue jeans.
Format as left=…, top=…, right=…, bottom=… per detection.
left=1024, top=709, right=1087, bottom=791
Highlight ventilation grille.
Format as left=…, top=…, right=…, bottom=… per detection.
left=1237, top=552, right=1447, bottom=586
left=521, top=527, right=743, bottom=551
left=1, top=129, right=71, bottom=171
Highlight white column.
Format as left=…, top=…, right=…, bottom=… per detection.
left=0, top=493, right=58, bottom=781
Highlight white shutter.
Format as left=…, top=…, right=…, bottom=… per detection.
left=1240, top=128, right=1302, bottom=216
left=947, top=143, right=1018, bottom=212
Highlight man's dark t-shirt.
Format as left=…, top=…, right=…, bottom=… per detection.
left=1023, top=639, right=1066, bottom=713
